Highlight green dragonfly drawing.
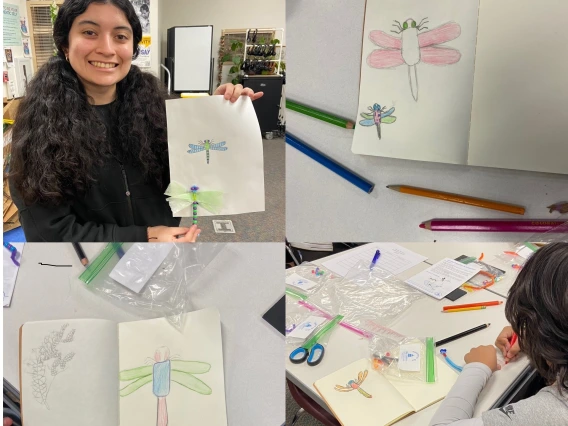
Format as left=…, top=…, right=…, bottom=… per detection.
left=120, top=347, right=212, bottom=426
left=187, top=140, right=228, bottom=164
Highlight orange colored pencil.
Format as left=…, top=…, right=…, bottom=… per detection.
left=443, top=306, right=486, bottom=313
left=386, top=185, right=525, bottom=215
left=442, top=301, right=503, bottom=311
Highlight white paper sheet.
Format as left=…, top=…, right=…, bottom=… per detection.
left=322, top=243, right=427, bottom=277
left=467, top=0, right=568, bottom=175
left=166, top=96, right=265, bottom=216
left=21, top=319, right=119, bottom=426
left=351, top=0, right=480, bottom=164
left=405, top=257, right=481, bottom=299
left=109, top=243, right=173, bottom=293
left=118, top=308, right=227, bottom=426
left=285, top=273, right=318, bottom=291
left=3, top=242, right=24, bottom=307
left=287, top=316, right=327, bottom=339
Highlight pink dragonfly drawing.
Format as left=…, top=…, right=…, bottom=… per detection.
left=367, top=18, right=461, bottom=101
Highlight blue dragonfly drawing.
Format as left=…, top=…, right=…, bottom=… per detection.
left=359, top=103, right=397, bottom=140
left=187, top=140, right=228, bottom=164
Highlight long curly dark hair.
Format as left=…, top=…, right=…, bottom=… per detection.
left=9, top=0, right=171, bottom=206
left=505, top=242, right=568, bottom=394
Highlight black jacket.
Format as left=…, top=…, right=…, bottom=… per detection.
left=9, top=158, right=180, bottom=242
left=9, top=103, right=180, bottom=242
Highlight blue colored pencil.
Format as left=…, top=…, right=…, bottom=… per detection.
left=285, top=133, right=375, bottom=194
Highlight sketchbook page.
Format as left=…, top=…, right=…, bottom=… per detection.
left=20, top=319, right=119, bottom=426
left=118, top=308, right=227, bottom=426
left=405, top=257, right=481, bottom=299
left=351, top=0, right=480, bottom=164
left=322, top=243, right=427, bottom=277
left=387, top=357, right=457, bottom=412
left=314, top=358, right=414, bottom=426
left=467, top=0, right=568, bottom=174
left=166, top=96, right=265, bottom=216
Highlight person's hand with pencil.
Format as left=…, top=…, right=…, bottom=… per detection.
left=495, top=326, right=521, bottom=364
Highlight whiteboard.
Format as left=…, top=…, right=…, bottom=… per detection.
left=172, top=26, right=213, bottom=92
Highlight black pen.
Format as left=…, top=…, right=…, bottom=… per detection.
left=435, top=323, right=491, bottom=347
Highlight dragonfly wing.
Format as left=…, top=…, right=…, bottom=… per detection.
left=212, top=147, right=228, bottom=151
left=367, top=49, right=404, bottom=69
left=418, top=22, right=461, bottom=47
left=334, top=385, right=353, bottom=392
left=210, top=142, right=227, bottom=149
left=421, top=46, right=461, bottom=65
left=171, top=360, right=211, bottom=375
left=382, top=116, right=397, bottom=124
left=360, top=112, right=374, bottom=119
left=119, top=365, right=153, bottom=381
left=381, top=107, right=395, bottom=118
left=357, top=370, right=368, bottom=384
left=120, top=374, right=153, bottom=397
left=171, top=370, right=212, bottom=395
left=369, top=30, right=402, bottom=49
left=188, top=144, right=206, bottom=153
left=359, top=119, right=375, bottom=126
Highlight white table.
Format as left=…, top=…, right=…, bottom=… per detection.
left=286, top=243, right=530, bottom=424
left=285, top=0, right=568, bottom=242
left=3, top=243, right=284, bottom=426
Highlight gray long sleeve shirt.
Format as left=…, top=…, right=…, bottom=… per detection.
left=429, top=363, right=568, bottom=426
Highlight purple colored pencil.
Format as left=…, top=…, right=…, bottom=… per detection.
left=420, top=219, right=567, bottom=233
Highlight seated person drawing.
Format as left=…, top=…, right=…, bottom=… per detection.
left=8, top=0, right=263, bottom=242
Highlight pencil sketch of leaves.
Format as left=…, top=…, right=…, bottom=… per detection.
left=25, top=323, right=76, bottom=410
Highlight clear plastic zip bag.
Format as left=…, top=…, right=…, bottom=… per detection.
left=75, top=243, right=224, bottom=330
left=307, top=259, right=425, bottom=334
left=369, top=331, right=437, bottom=383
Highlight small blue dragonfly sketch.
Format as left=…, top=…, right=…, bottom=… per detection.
left=359, top=103, right=397, bottom=140
left=299, top=321, right=318, bottom=332
left=187, top=140, right=228, bottom=164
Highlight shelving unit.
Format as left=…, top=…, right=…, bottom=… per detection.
left=242, top=27, right=285, bottom=77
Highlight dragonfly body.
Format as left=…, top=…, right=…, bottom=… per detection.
left=120, top=346, right=212, bottom=426
left=187, top=140, right=228, bottom=164
left=401, top=25, right=420, bottom=65
left=347, top=380, right=372, bottom=398
left=368, top=18, right=461, bottom=101
left=359, top=103, right=396, bottom=140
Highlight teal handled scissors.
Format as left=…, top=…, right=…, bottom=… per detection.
left=289, top=315, right=343, bottom=366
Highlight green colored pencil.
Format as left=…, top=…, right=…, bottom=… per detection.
left=286, top=99, right=355, bottom=129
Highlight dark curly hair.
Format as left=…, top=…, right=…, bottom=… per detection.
left=9, top=0, right=172, bottom=205
left=505, top=242, right=568, bottom=394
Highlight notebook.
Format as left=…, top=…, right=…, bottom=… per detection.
left=19, top=308, right=227, bottom=426
left=352, top=0, right=568, bottom=175
left=314, top=358, right=457, bottom=426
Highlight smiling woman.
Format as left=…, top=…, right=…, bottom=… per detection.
left=7, top=0, right=262, bottom=242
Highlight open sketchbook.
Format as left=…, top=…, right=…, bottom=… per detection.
left=314, top=358, right=457, bottom=426
left=19, top=308, right=227, bottom=426
left=352, top=0, right=568, bottom=175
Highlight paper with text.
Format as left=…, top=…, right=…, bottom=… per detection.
left=405, top=258, right=481, bottom=299
left=322, top=243, right=427, bottom=277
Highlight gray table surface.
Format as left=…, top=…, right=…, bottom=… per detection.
left=3, top=243, right=284, bottom=426
left=285, top=0, right=568, bottom=242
